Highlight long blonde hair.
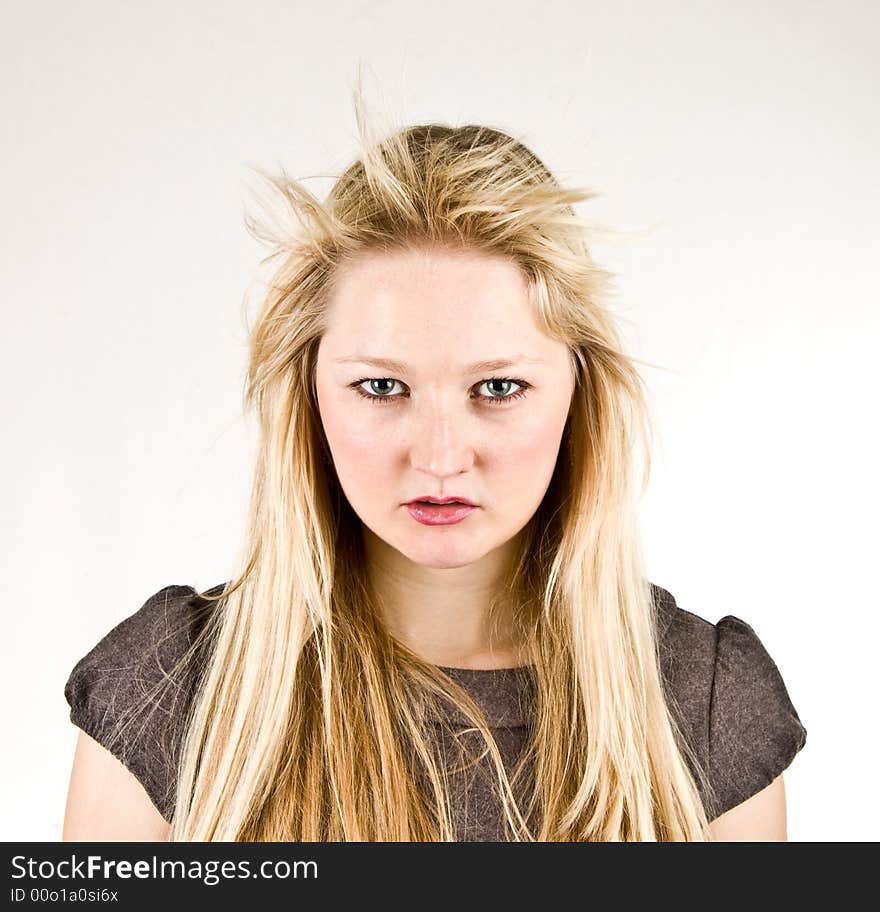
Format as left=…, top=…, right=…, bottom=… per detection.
left=165, top=84, right=716, bottom=841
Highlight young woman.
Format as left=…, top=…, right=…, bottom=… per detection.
left=62, top=95, right=807, bottom=842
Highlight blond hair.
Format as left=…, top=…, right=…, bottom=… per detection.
left=162, top=80, right=715, bottom=840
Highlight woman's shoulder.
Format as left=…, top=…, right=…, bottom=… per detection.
left=63, top=581, right=227, bottom=821
left=65, top=583, right=223, bottom=672
left=650, top=582, right=808, bottom=821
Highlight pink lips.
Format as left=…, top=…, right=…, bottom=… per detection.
left=405, top=502, right=479, bottom=525
left=407, top=496, right=477, bottom=507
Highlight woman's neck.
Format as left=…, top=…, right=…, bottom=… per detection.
left=364, top=528, right=524, bottom=669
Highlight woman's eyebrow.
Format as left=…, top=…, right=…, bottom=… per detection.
left=334, top=355, right=545, bottom=373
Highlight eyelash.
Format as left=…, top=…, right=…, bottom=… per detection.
left=348, top=377, right=533, bottom=407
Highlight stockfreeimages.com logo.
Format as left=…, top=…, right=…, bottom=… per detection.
left=11, top=854, right=318, bottom=886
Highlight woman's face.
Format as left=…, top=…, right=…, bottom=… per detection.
left=315, top=245, right=576, bottom=569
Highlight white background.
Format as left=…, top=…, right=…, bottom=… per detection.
left=3, top=0, right=876, bottom=840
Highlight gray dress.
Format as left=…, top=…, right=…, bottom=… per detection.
left=63, top=582, right=807, bottom=839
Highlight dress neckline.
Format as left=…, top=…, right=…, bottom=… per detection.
left=427, top=663, right=536, bottom=728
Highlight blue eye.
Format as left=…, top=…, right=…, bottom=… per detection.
left=349, top=377, right=532, bottom=407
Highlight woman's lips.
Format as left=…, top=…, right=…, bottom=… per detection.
left=405, top=502, right=479, bottom=525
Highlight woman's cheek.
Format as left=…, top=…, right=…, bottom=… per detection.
left=503, top=406, right=566, bottom=459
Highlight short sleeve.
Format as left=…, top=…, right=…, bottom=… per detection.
left=706, top=615, right=807, bottom=820
left=63, top=583, right=214, bottom=822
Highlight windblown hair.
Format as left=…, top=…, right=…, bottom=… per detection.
left=161, top=85, right=716, bottom=840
